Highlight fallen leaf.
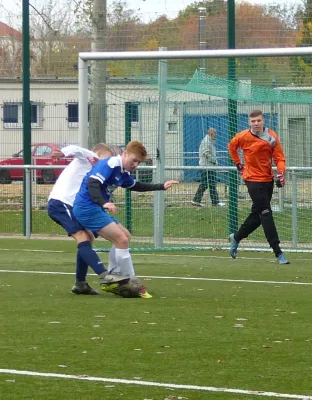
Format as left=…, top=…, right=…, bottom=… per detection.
left=263, top=345, right=272, bottom=348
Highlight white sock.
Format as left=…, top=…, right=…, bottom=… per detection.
left=108, top=245, right=120, bottom=274
left=115, top=248, right=135, bottom=277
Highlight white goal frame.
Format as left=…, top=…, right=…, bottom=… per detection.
left=78, top=47, right=312, bottom=249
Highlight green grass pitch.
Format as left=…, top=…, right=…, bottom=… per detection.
left=0, top=238, right=312, bottom=400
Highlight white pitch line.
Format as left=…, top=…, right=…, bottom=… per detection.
left=1, top=248, right=312, bottom=261
left=0, top=248, right=64, bottom=253
left=135, top=253, right=312, bottom=262
left=0, top=269, right=312, bottom=286
left=0, top=369, right=311, bottom=399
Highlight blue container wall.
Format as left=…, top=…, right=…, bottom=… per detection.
left=183, top=113, right=278, bottom=182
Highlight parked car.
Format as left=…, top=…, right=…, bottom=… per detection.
left=0, top=143, right=154, bottom=184
left=110, top=144, right=153, bottom=183
left=0, top=143, right=72, bottom=184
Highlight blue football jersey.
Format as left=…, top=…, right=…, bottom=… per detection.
left=74, top=155, right=135, bottom=207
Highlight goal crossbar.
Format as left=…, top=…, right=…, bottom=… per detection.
left=79, top=46, right=312, bottom=61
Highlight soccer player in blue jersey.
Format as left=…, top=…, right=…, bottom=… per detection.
left=73, top=140, right=179, bottom=299
left=48, top=144, right=127, bottom=295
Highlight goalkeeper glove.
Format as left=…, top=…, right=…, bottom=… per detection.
left=236, top=163, right=245, bottom=176
left=275, top=172, right=285, bottom=188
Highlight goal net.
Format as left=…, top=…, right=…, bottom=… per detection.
left=79, top=48, right=312, bottom=252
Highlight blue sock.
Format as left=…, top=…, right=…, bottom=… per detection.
left=77, top=241, right=106, bottom=275
left=76, top=252, right=88, bottom=282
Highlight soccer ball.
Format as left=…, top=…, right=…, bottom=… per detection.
left=118, top=277, right=142, bottom=298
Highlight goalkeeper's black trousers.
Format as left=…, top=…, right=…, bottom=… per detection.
left=234, top=180, right=282, bottom=257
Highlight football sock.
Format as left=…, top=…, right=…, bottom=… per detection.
left=108, top=245, right=120, bottom=274
left=76, top=252, right=89, bottom=282
left=77, top=241, right=106, bottom=275
left=115, top=248, right=135, bottom=276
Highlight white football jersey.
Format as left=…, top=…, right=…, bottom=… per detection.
left=48, top=145, right=98, bottom=206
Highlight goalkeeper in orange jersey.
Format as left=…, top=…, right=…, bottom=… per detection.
left=228, top=109, right=289, bottom=264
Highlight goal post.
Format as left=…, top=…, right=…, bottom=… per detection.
left=78, top=46, right=312, bottom=252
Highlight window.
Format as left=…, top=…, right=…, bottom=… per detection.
left=130, top=103, right=139, bottom=122
left=68, top=103, right=79, bottom=127
left=34, top=145, right=52, bottom=156
left=167, top=122, right=178, bottom=133
left=129, top=103, right=139, bottom=128
left=3, top=102, right=43, bottom=128
left=3, top=104, right=18, bottom=123
left=67, top=103, right=96, bottom=127
left=29, top=103, right=43, bottom=127
left=31, top=104, right=37, bottom=123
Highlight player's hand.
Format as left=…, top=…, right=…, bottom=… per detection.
left=87, top=156, right=99, bottom=166
left=51, top=149, right=64, bottom=160
left=236, top=163, right=244, bottom=176
left=103, top=202, right=117, bottom=213
left=275, top=172, right=285, bottom=188
left=163, top=180, right=179, bottom=190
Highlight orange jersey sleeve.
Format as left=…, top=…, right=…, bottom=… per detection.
left=228, top=129, right=286, bottom=182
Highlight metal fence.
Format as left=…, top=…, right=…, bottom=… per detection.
left=1, top=165, right=312, bottom=252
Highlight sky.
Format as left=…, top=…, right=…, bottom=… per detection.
left=0, top=0, right=304, bottom=25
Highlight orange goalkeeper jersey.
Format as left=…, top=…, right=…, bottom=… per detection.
left=228, top=128, right=286, bottom=182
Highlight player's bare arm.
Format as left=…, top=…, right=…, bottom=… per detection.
left=129, top=180, right=178, bottom=192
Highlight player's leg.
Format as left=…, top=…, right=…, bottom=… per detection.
left=98, top=223, right=152, bottom=299
left=228, top=182, right=261, bottom=259
left=249, top=181, right=289, bottom=264
left=97, top=222, right=135, bottom=276
left=48, top=199, right=124, bottom=294
left=47, top=199, right=99, bottom=294
left=108, top=224, right=131, bottom=274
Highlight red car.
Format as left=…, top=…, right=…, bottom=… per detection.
left=0, top=143, right=72, bottom=184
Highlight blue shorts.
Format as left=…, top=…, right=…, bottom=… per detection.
left=73, top=204, right=119, bottom=233
left=48, top=199, right=85, bottom=236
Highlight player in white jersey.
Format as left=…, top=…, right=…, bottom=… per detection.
left=47, top=143, right=127, bottom=295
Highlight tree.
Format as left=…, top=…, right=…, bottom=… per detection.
left=295, top=0, right=312, bottom=73
left=29, top=0, right=80, bottom=77
left=178, top=0, right=226, bottom=18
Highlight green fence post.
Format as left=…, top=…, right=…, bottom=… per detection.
left=228, top=0, right=238, bottom=234
left=22, top=0, right=32, bottom=236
